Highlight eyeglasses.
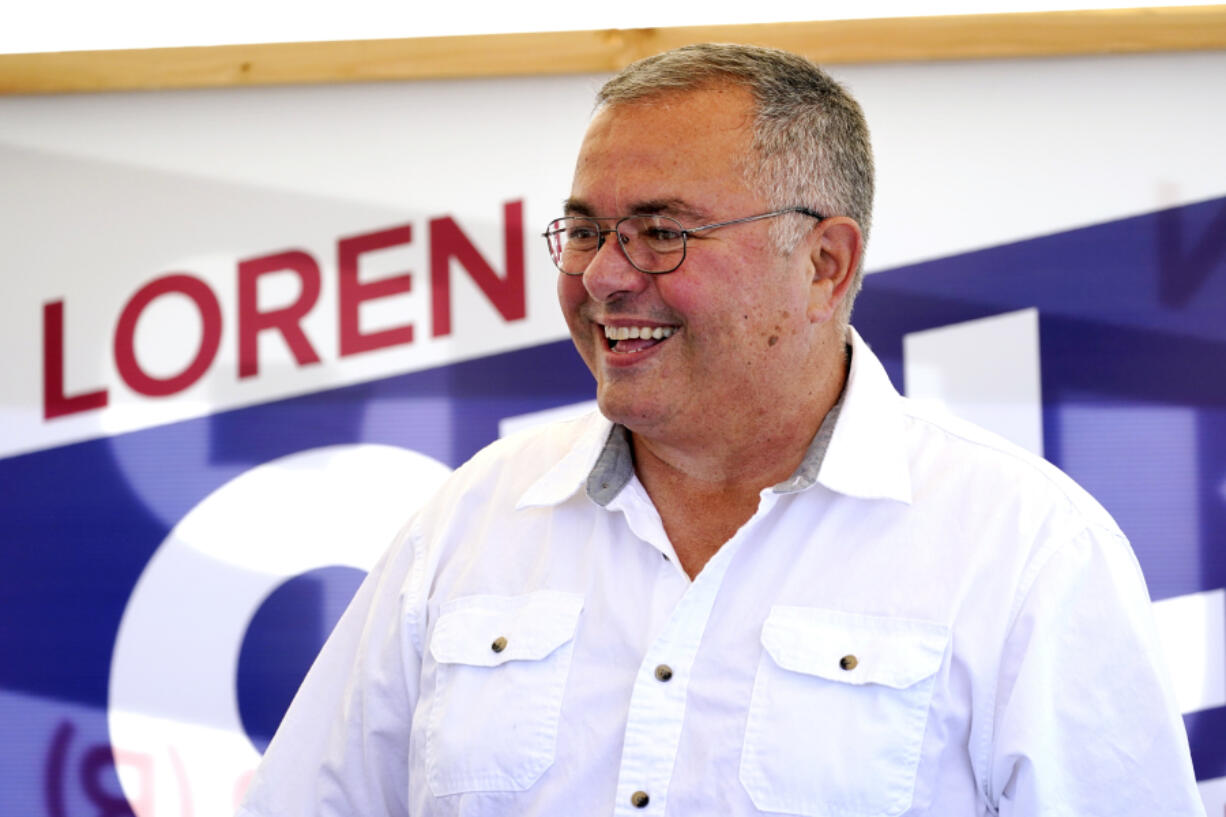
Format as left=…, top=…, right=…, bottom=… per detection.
left=542, top=207, right=824, bottom=275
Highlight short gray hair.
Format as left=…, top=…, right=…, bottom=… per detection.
left=597, top=43, right=874, bottom=321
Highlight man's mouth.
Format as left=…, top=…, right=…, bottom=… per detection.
left=603, top=324, right=678, bottom=354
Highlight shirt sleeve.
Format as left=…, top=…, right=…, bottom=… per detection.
left=988, top=525, right=1205, bottom=816
left=237, top=523, right=426, bottom=817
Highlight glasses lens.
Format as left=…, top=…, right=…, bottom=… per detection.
left=544, top=215, right=687, bottom=274
left=620, top=215, right=685, bottom=273
left=545, top=217, right=600, bottom=275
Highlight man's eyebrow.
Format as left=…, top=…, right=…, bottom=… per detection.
left=631, top=199, right=710, bottom=221
left=563, top=198, right=595, bottom=217
left=562, top=197, right=711, bottom=221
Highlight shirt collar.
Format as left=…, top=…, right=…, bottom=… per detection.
left=515, top=412, right=617, bottom=510
left=818, top=326, right=912, bottom=504
left=770, top=392, right=844, bottom=494
left=517, top=325, right=912, bottom=510
left=585, top=424, right=634, bottom=506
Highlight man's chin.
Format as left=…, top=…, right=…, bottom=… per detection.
left=595, top=392, right=662, bottom=433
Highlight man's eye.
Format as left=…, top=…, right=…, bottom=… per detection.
left=645, top=228, right=682, bottom=242
left=566, top=226, right=598, bottom=241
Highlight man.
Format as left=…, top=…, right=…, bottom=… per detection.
left=240, top=43, right=1203, bottom=816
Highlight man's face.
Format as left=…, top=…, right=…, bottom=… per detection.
left=558, top=85, right=823, bottom=445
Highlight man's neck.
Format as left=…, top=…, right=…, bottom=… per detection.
left=628, top=343, right=848, bottom=578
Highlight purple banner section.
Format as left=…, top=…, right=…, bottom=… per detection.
left=855, top=195, right=1226, bottom=605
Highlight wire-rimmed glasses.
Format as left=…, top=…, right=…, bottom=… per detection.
left=542, top=207, right=824, bottom=275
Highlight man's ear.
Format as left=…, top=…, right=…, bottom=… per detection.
left=806, top=217, right=863, bottom=324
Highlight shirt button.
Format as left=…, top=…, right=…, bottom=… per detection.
left=654, top=664, right=673, bottom=682
left=839, top=654, right=858, bottom=671
left=631, top=790, right=650, bottom=808
left=491, top=636, right=507, bottom=653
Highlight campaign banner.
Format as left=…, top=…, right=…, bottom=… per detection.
left=2, top=49, right=1225, bottom=815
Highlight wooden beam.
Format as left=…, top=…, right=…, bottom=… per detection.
left=3, top=6, right=1225, bottom=95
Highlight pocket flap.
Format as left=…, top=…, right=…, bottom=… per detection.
left=760, top=607, right=948, bottom=689
left=430, top=590, right=584, bottom=667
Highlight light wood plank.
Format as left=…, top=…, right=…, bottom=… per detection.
left=2, top=6, right=1225, bottom=95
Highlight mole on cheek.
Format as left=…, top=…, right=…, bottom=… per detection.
left=768, top=335, right=779, bottom=347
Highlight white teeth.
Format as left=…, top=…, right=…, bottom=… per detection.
left=603, top=325, right=677, bottom=341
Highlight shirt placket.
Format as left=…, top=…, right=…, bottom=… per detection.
left=610, top=489, right=780, bottom=816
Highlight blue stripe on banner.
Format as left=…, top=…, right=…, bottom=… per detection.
left=1187, top=706, right=1226, bottom=782
left=0, top=337, right=592, bottom=710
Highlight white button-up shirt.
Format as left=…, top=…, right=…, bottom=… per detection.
left=239, top=328, right=1203, bottom=817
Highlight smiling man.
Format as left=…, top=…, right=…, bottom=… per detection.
left=553, top=78, right=861, bottom=577
left=239, top=44, right=1203, bottom=817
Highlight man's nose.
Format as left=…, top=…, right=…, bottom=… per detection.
left=582, top=233, right=649, bottom=303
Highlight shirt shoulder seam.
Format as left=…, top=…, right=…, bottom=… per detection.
left=899, top=404, right=1121, bottom=538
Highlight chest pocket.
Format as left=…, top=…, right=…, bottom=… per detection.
left=740, top=607, right=949, bottom=817
left=425, top=591, right=584, bottom=796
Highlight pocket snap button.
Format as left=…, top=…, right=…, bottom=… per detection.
left=631, top=790, right=650, bottom=808
left=491, top=636, right=508, bottom=653
left=839, top=654, right=858, bottom=671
